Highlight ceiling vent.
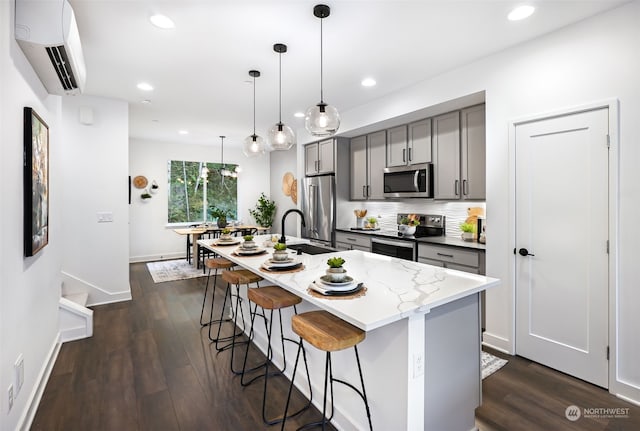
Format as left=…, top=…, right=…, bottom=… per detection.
left=15, top=0, right=86, bottom=95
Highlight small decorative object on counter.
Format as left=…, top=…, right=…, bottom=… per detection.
left=220, top=228, right=232, bottom=240
left=354, top=209, right=367, bottom=228
left=326, top=256, right=347, bottom=282
left=399, top=216, right=419, bottom=235
left=272, top=242, right=289, bottom=261
left=365, top=216, right=378, bottom=229
left=242, top=235, right=255, bottom=248
left=460, top=222, right=476, bottom=242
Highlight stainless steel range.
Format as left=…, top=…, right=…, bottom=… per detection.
left=370, top=214, right=445, bottom=261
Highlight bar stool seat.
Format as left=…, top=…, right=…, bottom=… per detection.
left=248, top=286, right=302, bottom=310
left=222, top=269, right=263, bottom=285
left=282, top=310, right=373, bottom=431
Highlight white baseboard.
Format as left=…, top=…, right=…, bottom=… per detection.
left=61, top=271, right=132, bottom=306
left=17, top=335, right=61, bottom=431
left=482, top=332, right=512, bottom=354
left=129, top=252, right=185, bottom=263
left=612, top=379, right=640, bottom=406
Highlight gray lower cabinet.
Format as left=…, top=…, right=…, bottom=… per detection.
left=350, top=131, right=386, bottom=200
left=335, top=231, right=371, bottom=252
left=417, top=243, right=485, bottom=275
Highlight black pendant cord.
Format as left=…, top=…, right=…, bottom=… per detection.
left=252, top=75, right=257, bottom=137
left=220, top=136, right=225, bottom=171
left=278, top=51, right=282, bottom=124
left=319, top=16, right=324, bottom=104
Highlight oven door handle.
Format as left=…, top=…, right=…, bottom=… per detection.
left=371, top=237, right=415, bottom=249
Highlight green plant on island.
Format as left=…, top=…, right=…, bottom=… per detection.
left=249, top=193, right=277, bottom=228
left=243, top=235, right=254, bottom=241
left=326, top=257, right=345, bottom=268
left=221, top=228, right=232, bottom=235
left=460, top=222, right=476, bottom=233
left=273, top=242, right=287, bottom=251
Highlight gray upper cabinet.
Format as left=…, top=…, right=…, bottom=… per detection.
left=460, top=105, right=486, bottom=200
left=386, top=125, right=408, bottom=167
left=433, top=105, right=486, bottom=200
left=433, top=111, right=461, bottom=199
left=408, top=119, right=432, bottom=165
left=387, top=120, right=431, bottom=167
left=305, top=139, right=335, bottom=176
left=350, top=131, right=386, bottom=200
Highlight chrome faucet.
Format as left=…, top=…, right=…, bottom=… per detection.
left=280, top=209, right=306, bottom=244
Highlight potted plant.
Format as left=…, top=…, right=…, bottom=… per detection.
left=220, top=227, right=232, bottom=240
left=210, top=207, right=230, bottom=228
left=365, top=216, right=378, bottom=229
left=272, top=242, right=289, bottom=261
left=460, top=222, right=476, bottom=242
left=249, top=193, right=276, bottom=228
left=326, top=256, right=347, bottom=282
left=242, top=234, right=255, bottom=249
left=399, top=217, right=420, bottom=235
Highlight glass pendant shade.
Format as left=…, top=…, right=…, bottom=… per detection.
left=305, top=102, right=340, bottom=137
left=243, top=134, right=265, bottom=157
left=268, top=122, right=295, bottom=151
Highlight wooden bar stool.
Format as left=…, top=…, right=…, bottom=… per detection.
left=215, top=269, right=263, bottom=372
left=281, top=310, right=373, bottom=431
left=200, top=257, right=235, bottom=327
left=241, top=286, right=312, bottom=425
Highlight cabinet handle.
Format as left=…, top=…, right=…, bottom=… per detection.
left=366, top=185, right=370, bottom=197
left=455, top=180, right=460, bottom=196
left=437, top=252, right=454, bottom=258
left=362, top=185, right=366, bottom=197
left=402, top=148, right=406, bottom=163
left=463, top=179, right=468, bottom=195
left=408, top=147, right=412, bottom=162
left=347, top=238, right=356, bottom=241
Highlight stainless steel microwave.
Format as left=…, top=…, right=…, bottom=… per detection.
left=383, top=163, right=433, bottom=198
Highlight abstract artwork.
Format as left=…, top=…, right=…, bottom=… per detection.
left=23, top=107, right=49, bottom=257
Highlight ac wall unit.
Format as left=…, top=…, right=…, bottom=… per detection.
left=15, top=0, right=87, bottom=95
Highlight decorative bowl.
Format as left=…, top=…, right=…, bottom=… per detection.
left=272, top=249, right=289, bottom=261
left=326, top=267, right=348, bottom=282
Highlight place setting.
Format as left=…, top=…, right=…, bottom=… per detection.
left=231, top=235, right=267, bottom=257
left=259, top=243, right=304, bottom=273
left=308, top=257, right=366, bottom=299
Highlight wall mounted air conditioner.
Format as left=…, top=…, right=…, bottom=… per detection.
left=15, top=0, right=87, bottom=95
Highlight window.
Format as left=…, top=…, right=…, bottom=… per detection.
left=167, top=160, right=238, bottom=224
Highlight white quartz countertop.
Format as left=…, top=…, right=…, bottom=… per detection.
left=198, top=235, right=499, bottom=331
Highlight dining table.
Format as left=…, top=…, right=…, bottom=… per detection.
left=173, top=224, right=269, bottom=267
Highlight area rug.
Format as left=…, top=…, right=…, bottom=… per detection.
left=146, top=259, right=205, bottom=283
left=482, top=351, right=508, bottom=379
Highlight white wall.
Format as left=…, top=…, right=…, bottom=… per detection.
left=269, top=145, right=298, bottom=236
left=310, top=1, right=640, bottom=402
left=1, top=2, right=62, bottom=429
left=59, top=95, right=131, bottom=305
left=129, top=138, right=271, bottom=262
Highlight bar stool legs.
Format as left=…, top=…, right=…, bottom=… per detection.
left=281, top=310, right=373, bottom=431
left=240, top=291, right=312, bottom=425
left=199, top=258, right=234, bottom=327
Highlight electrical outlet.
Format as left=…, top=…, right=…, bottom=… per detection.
left=8, top=385, right=14, bottom=412
left=15, top=355, right=24, bottom=396
left=413, top=352, right=425, bottom=378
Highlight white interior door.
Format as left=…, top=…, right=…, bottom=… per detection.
left=515, top=107, right=609, bottom=388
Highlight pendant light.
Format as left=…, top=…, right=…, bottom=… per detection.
left=305, top=4, right=340, bottom=137
left=243, top=70, right=266, bottom=157
left=267, top=43, right=296, bottom=151
left=219, top=136, right=237, bottom=179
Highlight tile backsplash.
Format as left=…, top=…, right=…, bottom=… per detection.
left=337, top=200, right=486, bottom=238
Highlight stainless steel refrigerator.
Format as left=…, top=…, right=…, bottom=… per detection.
left=300, top=175, right=335, bottom=247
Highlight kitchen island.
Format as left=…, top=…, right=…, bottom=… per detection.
left=199, top=235, right=499, bottom=431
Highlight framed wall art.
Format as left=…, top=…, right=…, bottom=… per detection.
left=23, top=107, right=49, bottom=257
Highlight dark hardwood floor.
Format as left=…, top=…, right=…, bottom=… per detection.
left=32, top=262, right=640, bottom=430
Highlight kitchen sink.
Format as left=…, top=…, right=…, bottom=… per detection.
left=287, top=243, right=336, bottom=255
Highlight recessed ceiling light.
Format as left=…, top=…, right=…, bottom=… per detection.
left=361, top=78, right=376, bottom=87
left=137, top=82, right=154, bottom=91
left=149, top=14, right=175, bottom=29
left=508, top=5, right=535, bottom=21
left=294, top=112, right=305, bottom=118
left=141, top=99, right=151, bottom=104
left=178, top=130, right=188, bottom=135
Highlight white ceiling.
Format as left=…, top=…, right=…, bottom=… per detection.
left=68, top=0, right=628, bottom=148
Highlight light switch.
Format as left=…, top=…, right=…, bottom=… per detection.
left=97, top=212, right=113, bottom=223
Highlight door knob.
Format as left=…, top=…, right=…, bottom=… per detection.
left=518, top=248, right=535, bottom=257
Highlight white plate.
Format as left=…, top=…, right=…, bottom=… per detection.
left=265, top=258, right=297, bottom=266
left=261, top=262, right=303, bottom=271
left=319, top=275, right=355, bottom=286
left=234, top=247, right=266, bottom=255
left=214, top=238, right=240, bottom=246
left=313, top=278, right=358, bottom=292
